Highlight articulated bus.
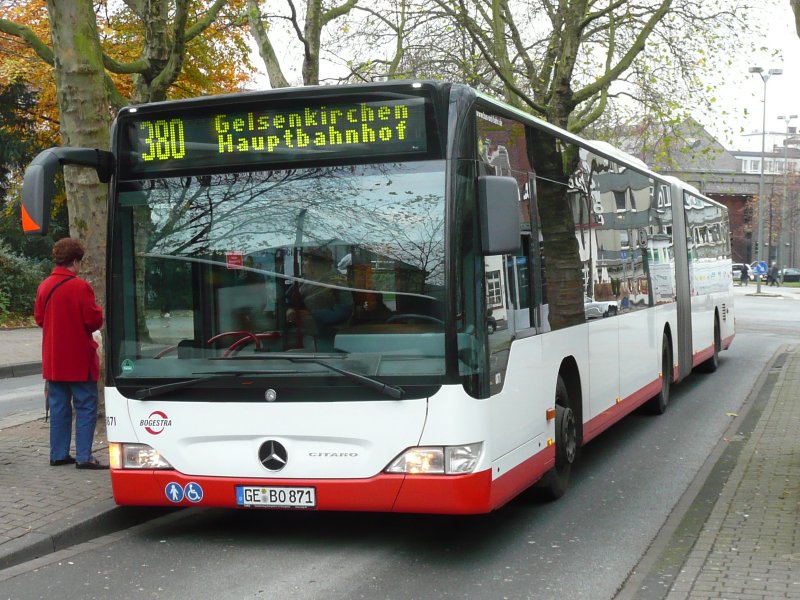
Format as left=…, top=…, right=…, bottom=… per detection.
left=22, top=81, right=733, bottom=513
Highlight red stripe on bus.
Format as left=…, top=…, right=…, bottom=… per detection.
left=722, top=333, right=734, bottom=350
left=693, top=334, right=734, bottom=366
left=692, top=345, right=715, bottom=367
left=583, top=378, right=662, bottom=443
left=488, top=446, right=554, bottom=510
left=392, top=470, right=494, bottom=513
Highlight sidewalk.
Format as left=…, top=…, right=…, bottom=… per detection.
left=1, top=326, right=799, bottom=594
left=0, top=327, right=42, bottom=378
left=0, top=328, right=159, bottom=572
left=618, top=341, right=800, bottom=598
left=663, top=345, right=800, bottom=598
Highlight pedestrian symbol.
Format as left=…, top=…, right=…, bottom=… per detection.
left=184, top=482, right=203, bottom=503
left=165, top=482, right=184, bottom=503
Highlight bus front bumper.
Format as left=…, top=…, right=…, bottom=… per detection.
left=110, top=468, right=496, bottom=514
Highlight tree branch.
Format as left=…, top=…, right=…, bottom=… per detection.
left=149, top=0, right=190, bottom=97
left=247, top=0, right=290, bottom=87
left=102, top=54, right=149, bottom=74
left=0, top=18, right=54, bottom=65
left=286, top=0, right=307, bottom=45
left=322, top=0, right=359, bottom=25
left=185, top=0, right=229, bottom=41
left=572, top=0, right=672, bottom=106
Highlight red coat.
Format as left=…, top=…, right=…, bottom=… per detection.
left=34, top=266, right=104, bottom=382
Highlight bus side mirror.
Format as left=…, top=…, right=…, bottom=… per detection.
left=22, top=148, right=114, bottom=236
left=478, top=175, right=522, bottom=256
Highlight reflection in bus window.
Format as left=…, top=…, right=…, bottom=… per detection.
left=685, top=192, right=730, bottom=296
left=569, top=147, right=675, bottom=316
left=116, top=162, right=448, bottom=376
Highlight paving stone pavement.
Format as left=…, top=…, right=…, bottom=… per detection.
left=0, top=416, right=112, bottom=553
left=662, top=345, right=800, bottom=600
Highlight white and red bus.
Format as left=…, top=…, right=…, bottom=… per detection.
left=22, top=81, right=733, bottom=513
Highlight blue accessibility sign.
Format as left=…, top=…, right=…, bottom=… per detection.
left=184, top=482, right=204, bottom=503
left=165, top=482, right=184, bottom=503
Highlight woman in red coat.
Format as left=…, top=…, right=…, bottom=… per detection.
left=34, top=238, right=106, bottom=469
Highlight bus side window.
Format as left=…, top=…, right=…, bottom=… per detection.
left=505, top=236, right=532, bottom=332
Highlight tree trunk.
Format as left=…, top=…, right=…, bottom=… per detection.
left=45, top=0, right=111, bottom=298
left=528, top=128, right=584, bottom=331
left=303, top=0, right=323, bottom=85
left=132, top=0, right=170, bottom=101
left=247, top=0, right=290, bottom=88
left=46, top=0, right=112, bottom=411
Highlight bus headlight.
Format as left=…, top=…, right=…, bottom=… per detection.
left=385, top=443, right=483, bottom=475
left=109, top=442, right=173, bottom=469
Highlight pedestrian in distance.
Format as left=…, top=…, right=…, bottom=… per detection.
left=739, top=267, right=750, bottom=287
left=768, top=261, right=780, bottom=287
left=34, top=238, right=108, bottom=469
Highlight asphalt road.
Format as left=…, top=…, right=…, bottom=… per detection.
left=0, top=374, right=43, bottom=422
left=1, top=291, right=798, bottom=599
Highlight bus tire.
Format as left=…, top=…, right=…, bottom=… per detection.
left=538, top=377, right=577, bottom=500
left=647, top=334, right=672, bottom=414
left=697, top=316, right=720, bottom=373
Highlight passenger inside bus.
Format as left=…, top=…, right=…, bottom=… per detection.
left=350, top=292, right=393, bottom=325
left=286, top=247, right=354, bottom=351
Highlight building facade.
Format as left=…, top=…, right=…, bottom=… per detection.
left=643, top=119, right=800, bottom=269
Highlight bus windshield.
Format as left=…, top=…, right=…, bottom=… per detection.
left=110, top=160, right=447, bottom=394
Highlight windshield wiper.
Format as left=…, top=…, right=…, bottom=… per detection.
left=130, top=369, right=298, bottom=400
left=288, top=358, right=405, bottom=400
left=211, top=354, right=406, bottom=399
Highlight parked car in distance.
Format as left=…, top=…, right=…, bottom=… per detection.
left=780, top=267, right=800, bottom=282
left=584, top=296, right=618, bottom=319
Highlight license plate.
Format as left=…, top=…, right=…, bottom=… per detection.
left=235, top=485, right=316, bottom=508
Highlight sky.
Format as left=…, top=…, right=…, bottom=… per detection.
left=715, top=1, right=800, bottom=151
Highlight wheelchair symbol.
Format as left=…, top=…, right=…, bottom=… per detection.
left=184, top=482, right=204, bottom=503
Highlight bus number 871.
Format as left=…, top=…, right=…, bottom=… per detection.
left=140, top=118, right=186, bottom=162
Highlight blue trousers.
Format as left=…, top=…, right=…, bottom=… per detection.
left=48, top=381, right=99, bottom=464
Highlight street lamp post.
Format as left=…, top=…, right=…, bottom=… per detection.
left=777, top=114, right=797, bottom=281
left=750, top=66, right=782, bottom=293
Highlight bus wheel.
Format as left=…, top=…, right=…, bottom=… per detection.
left=539, top=377, right=577, bottom=500
left=697, top=316, right=720, bottom=373
left=647, top=335, right=672, bottom=414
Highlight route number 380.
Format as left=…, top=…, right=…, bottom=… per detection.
left=140, top=118, right=186, bottom=162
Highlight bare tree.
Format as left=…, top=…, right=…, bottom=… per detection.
left=247, top=0, right=359, bottom=86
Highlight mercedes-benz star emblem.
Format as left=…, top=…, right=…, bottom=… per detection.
left=259, top=440, right=288, bottom=471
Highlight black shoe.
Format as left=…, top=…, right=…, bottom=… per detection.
left=75, top=457, right=109, bottom=470
left=50, top=455, right=77, bottom=466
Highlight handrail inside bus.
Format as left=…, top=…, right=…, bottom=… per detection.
left=140, top=252, right=438, bottom=301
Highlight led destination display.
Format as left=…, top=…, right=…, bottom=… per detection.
left=120, top=96, right=429, bottom=177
